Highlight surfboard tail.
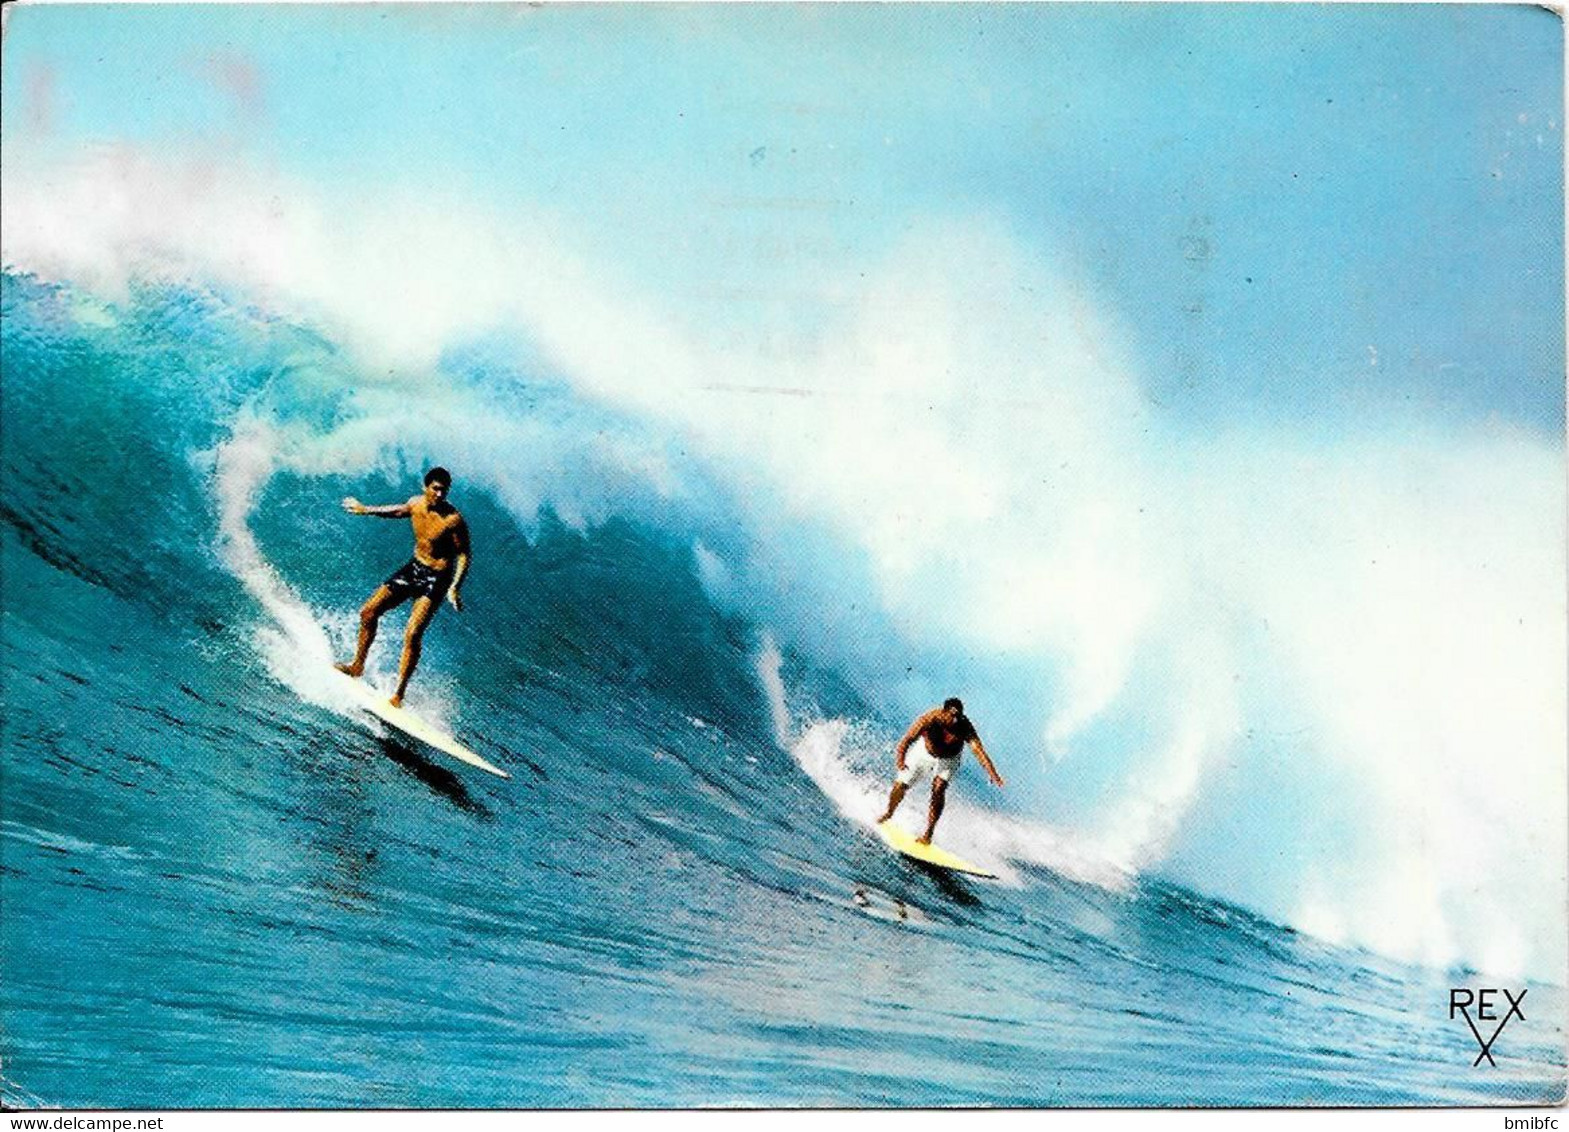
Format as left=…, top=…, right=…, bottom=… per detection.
left=333, top=671, right=510, bottom=779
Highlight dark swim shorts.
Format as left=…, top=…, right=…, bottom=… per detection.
left=382, top=558, right=453, bottom=603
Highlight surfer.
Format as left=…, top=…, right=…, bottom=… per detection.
left=334, top=467, right=470, bottom=707
left=877, top=698, right=1004, bottom=844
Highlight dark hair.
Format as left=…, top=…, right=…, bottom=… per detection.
left=424, top=467, right=452, bottom=487
left=943, top=697, right=964, bottom=714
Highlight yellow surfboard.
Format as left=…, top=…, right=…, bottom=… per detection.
left=336, top=672, right=510, bottom=779
left=875, top=820, right=996, bottom=878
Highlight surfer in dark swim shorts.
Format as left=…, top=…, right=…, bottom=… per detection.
left=383, top=557, right=453, bottom=605
left=877, top=697, right=1004, bottom=844
left=334, top=467, right=471, bottom=707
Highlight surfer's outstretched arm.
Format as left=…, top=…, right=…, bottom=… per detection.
left=342, top=495, right=416, bottom=518
left=970, top=734, right=1005, bottom=788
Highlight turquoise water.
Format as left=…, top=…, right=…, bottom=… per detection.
left=1, top=271, right=1564, bottom=1107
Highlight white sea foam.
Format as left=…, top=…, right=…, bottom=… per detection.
left=210, top=414, right=343, bottom=707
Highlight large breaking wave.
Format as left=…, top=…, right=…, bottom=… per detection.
left=3, top=148, right=1564, bottom=988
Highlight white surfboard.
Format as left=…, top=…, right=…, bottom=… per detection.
left=334, top=671, right=510, bottom=779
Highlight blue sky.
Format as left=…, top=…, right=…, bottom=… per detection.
left=4, top=2, right=1562, bottom=432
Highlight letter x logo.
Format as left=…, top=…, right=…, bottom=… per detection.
left=1449, top=988, right=1527, bottom=1066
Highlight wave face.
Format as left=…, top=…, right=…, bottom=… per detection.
left=1, top=270, right=1565, bottom=1107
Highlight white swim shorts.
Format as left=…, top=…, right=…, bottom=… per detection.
left=896, top=748, right=960, bottom=787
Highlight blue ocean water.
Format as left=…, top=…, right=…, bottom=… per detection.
left=0, top=270, right=1563, bottom=1108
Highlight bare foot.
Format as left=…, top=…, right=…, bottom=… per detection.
left=915, top=834, right=933, bottom=845
left=388, top=695, right=403, bottom=709
left=334, top=662, right=363, bottom=677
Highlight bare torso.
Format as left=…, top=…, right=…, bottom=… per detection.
left=922, top=717, right=974, bottom=759
left=408, top=497, right=467, bottom=571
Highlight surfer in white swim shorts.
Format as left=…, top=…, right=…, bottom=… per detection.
left=334, top=467, right=470, bottom=707
left=877, top=698, right=1004, bottom=844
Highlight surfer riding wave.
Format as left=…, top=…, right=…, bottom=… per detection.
left=877, top=697, right=1004, bottom=844
left=334, top=466, right=470, bottom=707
